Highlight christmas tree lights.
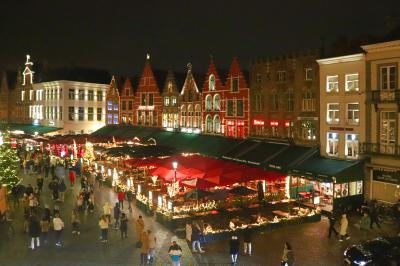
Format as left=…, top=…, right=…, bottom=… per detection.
left=0, top=132, right=21, bottom=188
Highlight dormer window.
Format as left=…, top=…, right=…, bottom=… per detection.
left=209, top=74, right=215, bottom=91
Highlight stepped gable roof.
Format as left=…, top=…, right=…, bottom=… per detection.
left=121, top=77, right=134, bottom=96
left=162, top=70, right=180, bottom=95
left=136, top=55, right=162, bottom=94
left=34, top=65, right=111, bottom=84
left=106, top=75, right=120, bottom=98
left=226, top=57, right=249, bottom=88
left=181, top=63, right=200, bottom=95
left=202, top=56, right=225, bottom=91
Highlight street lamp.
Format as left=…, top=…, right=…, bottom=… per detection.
left=172, top=161, right=178, bottom=183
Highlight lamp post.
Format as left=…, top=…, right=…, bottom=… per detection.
left=172, top=161, right=178, bottom=183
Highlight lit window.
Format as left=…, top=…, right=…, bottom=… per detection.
left=141, top=94, right=146, bottom=106
left=88, top=90, right=94, bottom=101
left=107, top=101, right=112, bottom=111
left=206, top=115, right=212, bottom=132
left=327, top=75, right=339, bottom=93
left=68, top=106, right=74, bottom=121
left=380, top=111, right=396, bottom=154
left=345, top=74, right=359, bottom=92
left=213, top=115, right=221, bottom=133
left=88, top=107, right=94, bottom=121
left=347, top=103, right=359, bottom=125
left=301, top=121, right=316, bottom=141
left=97, top=108, right=102, bottom=121
left=78, top=89, right=84, bottom=100
left=380, top=66, right=397, bottom=90
left=213, top=94, right=221, bottom=111
left=205, top=95, right=212, bottom=111
left=78, top=107, right=84, bottom=121
left=209, top=75, right=215, bottom=91
left=327, top=132, right=339, bottom=156
left=171, top=97, right=177, bottom=106
left=327, top=103, right=340, bottom=124
left=345, top=134, right=359, bottom=159
left=97, top=91, right=103, bottom=101
left=113, top=115, right=118, bottom=125
left=164, top=97, right=170, bottom=106
left=107, top=114, right=112, bottom=124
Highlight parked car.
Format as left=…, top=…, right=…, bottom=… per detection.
left=344, top=237, right=400, bottom=265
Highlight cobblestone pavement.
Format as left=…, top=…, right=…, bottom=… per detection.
left=0, top=172, right=197, bottom=266
left=0, top=172, right=398, bottom=266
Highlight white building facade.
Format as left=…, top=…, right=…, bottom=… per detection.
left=30, top=80, right=108, bottom=134
left=317, top=53, right=366, bottom=159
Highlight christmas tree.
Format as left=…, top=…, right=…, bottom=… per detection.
left=83, top=141, right=95, bottom=163
left=0, top=132, right=21, bottom=188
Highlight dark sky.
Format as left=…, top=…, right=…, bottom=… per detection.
left=1, top=0, right=399, bottom=76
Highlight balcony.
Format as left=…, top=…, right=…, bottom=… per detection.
left=371, top=90, right=400, bottom=102
left=361, top=142, right=400, bottom=157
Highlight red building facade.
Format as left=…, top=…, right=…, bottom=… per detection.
left=223, top=58, right=250, bottom=138
left=134, top=56, right=162, bottom=127
left=120, top=78, right=135, bottom=125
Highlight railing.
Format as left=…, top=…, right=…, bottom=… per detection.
left=371, top=90, right=400, bottom=102
left=361, top=142, right=400, bottom=157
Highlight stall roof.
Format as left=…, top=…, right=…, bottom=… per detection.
left=0, top=124, right=60, bottom=135
left=289, top=155, right=365, bottom=183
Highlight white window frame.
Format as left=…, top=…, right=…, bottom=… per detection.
left=346, top=103, right=359, bottom=125
left=327, top=103, right=340, bottom=124
left=345, top=73, right=359, bottom=92
left=326, top=75, right=339, bottom=93
left=326, top=132, right=339, bottom=157
left=345, top=134, right=359, bottom=159
left=380, top=65, right=397, bottom=91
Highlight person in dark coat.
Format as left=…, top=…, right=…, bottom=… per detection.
left=114, top=203, right=121, bottom=229
left=120, top=212, right=128, bottom=239
left=191, top=223, right=204, bottom=253
left=29, top=216, right=41, bottom=250
left=43, top=204, right=51, bottom=222
left=229, top=235, right=240, bottom=265
left=126, top=190, right=134, bottom=212
left=328, top=213, right=339, bottom=238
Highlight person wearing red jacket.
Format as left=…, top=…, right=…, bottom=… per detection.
left=117, top=190, right=125, bottom=210
left=69, top=170, right=76, bottom=188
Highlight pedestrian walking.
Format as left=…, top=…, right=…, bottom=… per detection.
left=168, top=240, right=183, bottom=266
left=120, top=212, right=128, bottom=239
left=147, top=229, right=157, bottom=263
left=36, top=176, right=44, bottom=193
left=360, top=212, right=371, bottom=233
left=370, top=208, right=381, bottom=229
left=118, top=190, right=125, bottom=210
left=29, top=215, right=41, bottom=250
left=53, top=213, right=64, bottom=247
left=135, top=215, right=145, bottom=238
left=243, top=230, right=252, bottom=256
left=43, top=204, right=51, bottom=222
left=328, top=213, right=339, bottom=238
left=103, top=202, right=112, bottom=224
left=191, top=222, right=204, bottom=253
left=40, top=217, right=49, bottom=244
left=339, top=213, right=350, bottom=241
left=69, top=170, right=76, bottom=188
left=114, top=203, right=121, bottom=229
left=229, top=235, right=240, bottom=265
left=127, top=190, right=133, bottom=212
left=281, top=242, right=294, bottom=266
left=71, top=209, right=81, bottom=235
left=58, top=179, right=67, bottom=203
left=140, top=230, right=149, bottom=265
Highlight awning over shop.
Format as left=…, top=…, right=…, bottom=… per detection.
left=232, top=141, right=288, bottom=165
left=289, top=155, right=365, bottom=183
left=0, top=123, right=60, bottom=135
left=264, top=146, right=317, bottom=171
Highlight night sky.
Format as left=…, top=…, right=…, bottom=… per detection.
left=1, top=0, right=399, bottom=75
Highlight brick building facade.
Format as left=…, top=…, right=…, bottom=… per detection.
left=161, top=70, right=180, bottom=130
left=120, top=78, right=135, bottom=124
left=105, top=76, right=120, bottom=125
left=249, top=51, right=320, bottom=145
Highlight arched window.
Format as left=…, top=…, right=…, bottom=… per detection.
left=209, top=74, right=215, bottom=91
left=213, top=94, right=221, bottom=111
left=205, top=94, right=212, bottom=111
left=180, top=105, right=186, bottom=127
left=187, top=105, right=193, bottom=127
left=194, top=104, right=201, bottom=128
left=213, top=115, right=221, bottom=133
left=206, top=115, right=212, bottom=133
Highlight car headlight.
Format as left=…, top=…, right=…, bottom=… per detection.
left=354, top=260, right=372, bottom=266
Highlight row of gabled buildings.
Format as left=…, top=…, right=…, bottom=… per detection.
left=106, top=56, right=251, bottom=139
